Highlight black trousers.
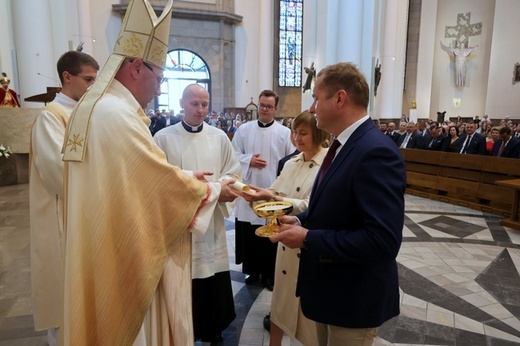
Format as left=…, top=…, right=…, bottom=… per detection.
left=192, top=271, right=236, bottom=339
left=235, top=219, right=277, bottom=280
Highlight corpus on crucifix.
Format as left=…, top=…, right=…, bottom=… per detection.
left=441, top=41, right=477, bottom=87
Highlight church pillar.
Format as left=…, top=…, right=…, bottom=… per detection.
left=0, top=0, right=18, bottom=90
left=11, top=0, right=57, bottom=106
left=302, top=0, right=318, bottom=110
left=375, top=0, right=409, bottom=120
left=416, top=0, right=437, bottom=121
left=336, top=0, right=363, bottom=65
left=322, top=0, right=339, bottom=66
left=48, top=0, right=70, bottom=58
left=257, top=0, right=273, bottom=90
left=76, top=0, right=95, bottom=54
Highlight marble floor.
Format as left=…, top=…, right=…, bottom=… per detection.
left=1, top=183, right=520, bottom=345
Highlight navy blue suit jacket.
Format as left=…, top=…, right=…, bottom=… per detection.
left=491, top=137, right=520, bottom=158
left=456, top=133, right=486, bottom=155
left=422, top=134, right=450, bottom=151
left=396, top=132, right=418, bottom=148
left=296, top=118, right=406, bottom=328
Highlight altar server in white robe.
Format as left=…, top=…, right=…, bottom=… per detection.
left=231, top=90, right=295, bottom=289
left=153, top=83, right=240, bottom=343
left=29, top=50, right=99, bottom=346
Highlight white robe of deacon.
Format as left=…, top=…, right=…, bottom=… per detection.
left=30, top=93, right=76, bottom=332
left=153, top=122, right=241, bottom=278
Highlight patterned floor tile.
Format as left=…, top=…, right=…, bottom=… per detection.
left=3, top=184, right=520, bottom=345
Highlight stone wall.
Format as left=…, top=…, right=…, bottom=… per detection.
left=0, top=108, right=39, bottom=184
left=0, top=108, right=39, bottom=153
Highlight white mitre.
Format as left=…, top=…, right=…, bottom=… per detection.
left=63, top=0, right=173, bottom=162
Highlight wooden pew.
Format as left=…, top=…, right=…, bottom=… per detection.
left=401, top=149, right=520, bottom=223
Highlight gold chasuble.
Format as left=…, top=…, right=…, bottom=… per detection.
left=60, top=0, right=209, bottom=344
left=62, top=82, right=208, bottom=345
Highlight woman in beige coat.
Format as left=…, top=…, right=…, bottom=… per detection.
left=243, top=110, right=329, bottom=345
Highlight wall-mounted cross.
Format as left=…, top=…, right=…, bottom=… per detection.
left=445, top=12, right=482, bottom=48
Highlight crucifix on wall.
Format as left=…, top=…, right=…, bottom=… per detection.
left=442, top=12, right=482, bottom=87
left=445, top=12, right=482, bottom=48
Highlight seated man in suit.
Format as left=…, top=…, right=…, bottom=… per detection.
left=386, top=122, right=400, bottom=143
left=456, top=122, right=486, bottom=155
left=491, top=127, right=520, bottom=158
left=273, top=62, right=406, bottom=345
left=397, top=121, right=417, bottom=148
left=421, top=122, right=450, bottom=151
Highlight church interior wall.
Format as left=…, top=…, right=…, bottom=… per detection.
left=3, top=0, right=519, bottom=120
left=372, top=0, right=408, bottom=120
left=0, top=0, right=17, bottom=89
left=171, top=17, right=236, bottom=113
left=300, top=0, right=318, bottom=111
left=234, top=1, right=261, bottom=108
left=485, top=0, right=520, bottom=119
left=402, top=0, right=421, bottom=114
left=174, top=0, right=228, bottom=13
left=11, top=0, right=60, bottom=104
left=415, top=0, right=438, bottom=120
left=432, top=0, right=494, bottom=120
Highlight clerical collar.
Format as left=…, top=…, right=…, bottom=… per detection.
left=181, top=120, right=204, bottom=133
left=257, top=120, right=275, bottom=128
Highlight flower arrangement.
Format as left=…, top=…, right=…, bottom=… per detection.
left=0, top=145, right=13, bottom=158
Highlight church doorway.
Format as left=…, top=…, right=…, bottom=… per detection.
left=156, top=49, right=211, bottom=117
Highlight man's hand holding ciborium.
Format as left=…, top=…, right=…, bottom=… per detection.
left=242, top=185, right=293, bottom=237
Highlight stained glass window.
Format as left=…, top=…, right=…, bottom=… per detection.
left=279, top=0, right=303, bottom=87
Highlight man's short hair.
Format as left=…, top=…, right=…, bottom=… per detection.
left=259, top=89, right=279, bottom=107
left=316, top=62, right=369, bottom=109
left=499, top=127, right=511, bottom=136
left=429, top=121, right=440, bottom=131
left=57, top=51, right=99, bottom=84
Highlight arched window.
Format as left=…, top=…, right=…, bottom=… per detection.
left=157, top=49, right=210, bottom=116
left=278, top=0, right=303, bottom=87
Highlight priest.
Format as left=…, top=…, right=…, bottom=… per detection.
left=154, top=83, right=240, bottom=343
left=61, top=0, right=221, bottom=344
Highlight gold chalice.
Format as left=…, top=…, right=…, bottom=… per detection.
left=252, top=201, right=293, bottom=237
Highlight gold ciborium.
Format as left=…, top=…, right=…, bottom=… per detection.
left=252, top=201, right=293, bottom=237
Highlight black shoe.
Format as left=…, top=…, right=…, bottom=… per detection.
left=262, top=277, right=274, bottom=291
left=199, top=333, right=223, bottom=343
left=263, top=313, right=271, bottom=332
left=245, top=273, right=259, bottom=284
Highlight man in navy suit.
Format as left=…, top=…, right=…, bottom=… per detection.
left=421, top=122, right=450, bottom=151
left=273, top=62, right=406, bottom=345
left=396, top=121, right=418, bottom=148
left=456, top=122, right=486, bottom=155
left=491, top=127, right=520, bottom=158
left=386, top=122, right=400, bottom=143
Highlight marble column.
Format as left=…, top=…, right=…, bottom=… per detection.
left=336, top=0, right=363, bottom=66
left=375, top=0, right=409, bottom=119
left=0, top=0, right=18, bottom=92
left=302, top=0, right=318, bottom=110
left=12, top=0, right=57, bottom=106
left=258, top=0, right=273, bottom=90
left=76, top=0, right=95, bottom=54
left=415, top=0, right=437, bottom=121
